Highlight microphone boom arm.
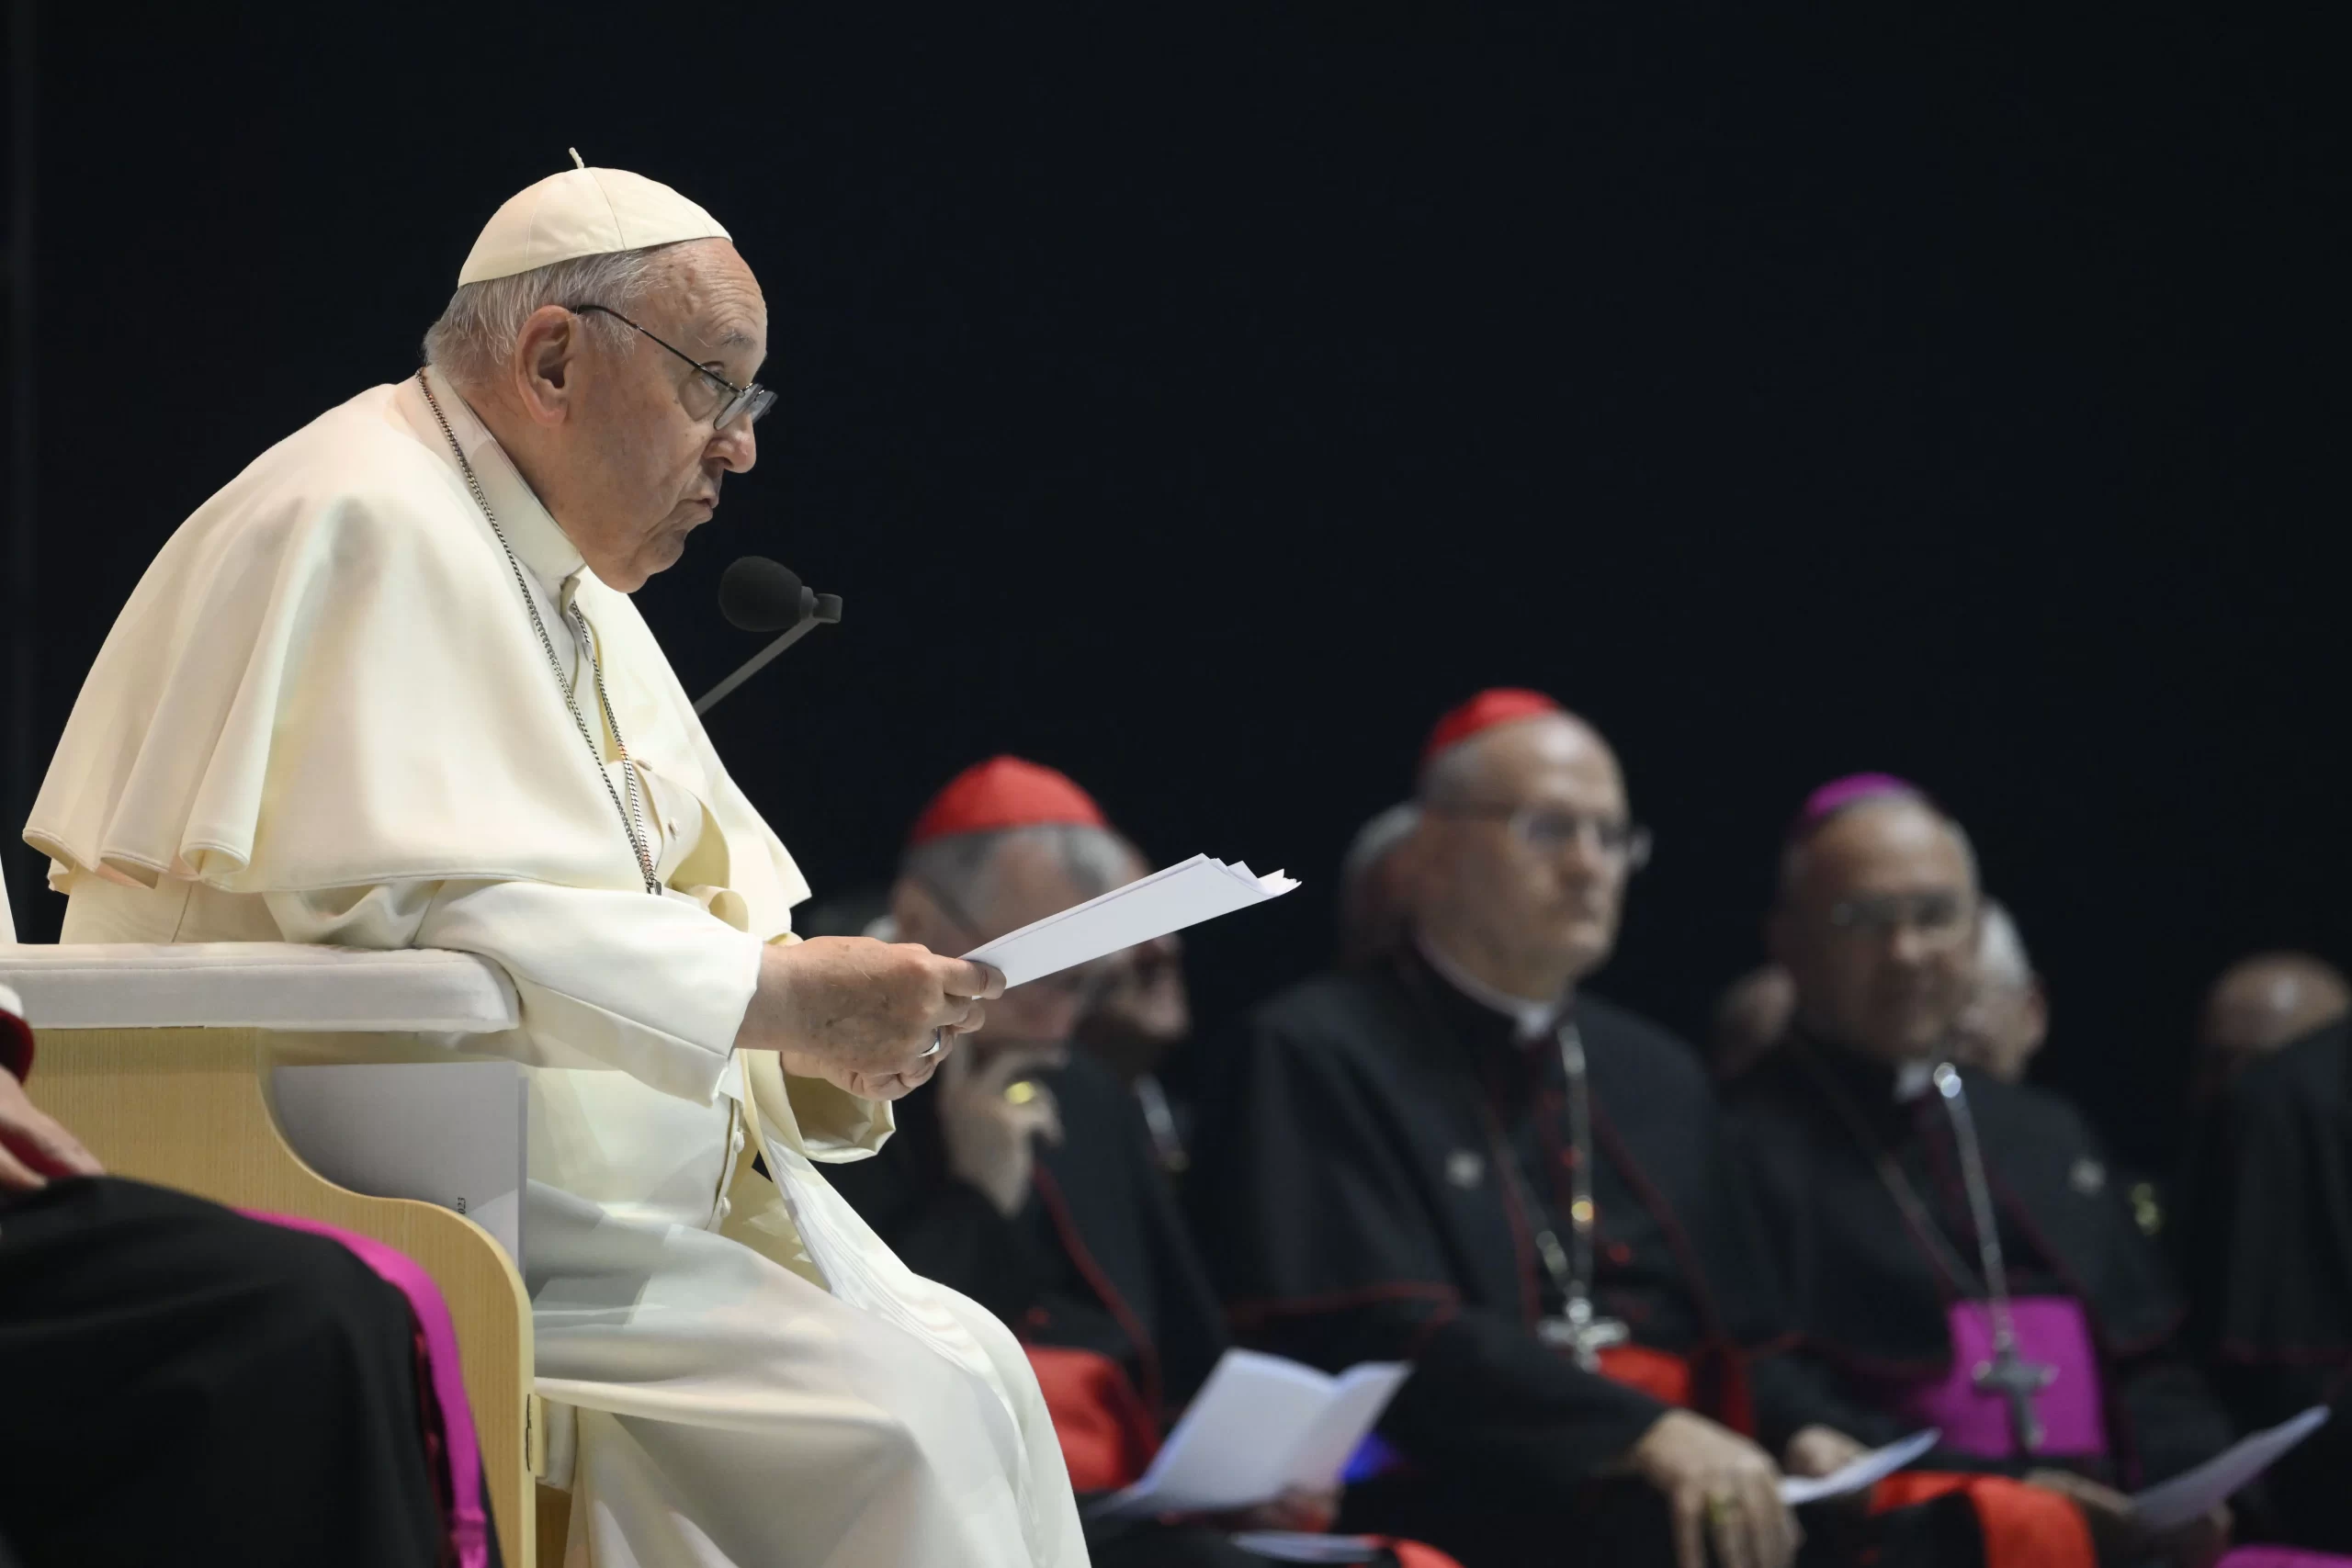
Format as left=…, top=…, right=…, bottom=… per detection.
left=693, top=617, right=817, bottom=715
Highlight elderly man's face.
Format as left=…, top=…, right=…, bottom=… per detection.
left=564, top=239, right=765, bottom=591
left=1773, top=799, right=1980, bottom=1066
left=1413, top=717, right=1634, bottom=987
left=1950, top=967, right=2047, bottom=1083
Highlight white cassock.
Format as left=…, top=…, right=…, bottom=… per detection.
left=26, top=369, right=1089, bottom=1568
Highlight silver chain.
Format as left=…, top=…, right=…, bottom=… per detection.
left=1555, top=1023, right=1600, bottom=1310
left=414, top=370, right=662, bottom=895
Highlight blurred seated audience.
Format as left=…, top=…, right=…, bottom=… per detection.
left=0, top=986, right=466, bottom=1567
left=2189, top=953, right=2349, bottom=1114
left=1709, top=964, right=1795, bottom=1085
left=1074, top=836, right=1197, bottom=1177
left=1728, top=776, right=2237, bottom=1568
left=1949, top=899, right=2048, bottom=1086
left=2179, top=953, right=2352, bottom=1554
left=1189, top=693, right=2018, bottom=1568
left=1338, top=803, right=1421, bottom=968
left=826, top=759, right=1445, bottom=1568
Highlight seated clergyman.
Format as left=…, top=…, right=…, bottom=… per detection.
left=1728, top=776, right=2238, bottom=1568
left=832, top=756, right=1424, bottom=1567
left=0, top=987, right=463, bottom=1565
left=22, top=159, right=1082, bottom=1565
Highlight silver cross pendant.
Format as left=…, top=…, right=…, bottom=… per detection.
left=1972, top=1336, right=2056, bottom=1453
left=1539, top=1299, right=1631, bottom=1371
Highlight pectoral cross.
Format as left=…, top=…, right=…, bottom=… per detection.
left=1972, top=1331, right=2056, bottom=1454
left=1538, top=1295, right=1630, bottom=1372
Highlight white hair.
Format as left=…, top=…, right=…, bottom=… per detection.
left=899, top=824, right=1135, bottom=923
left=420, top=244, right=681, bottom=388
left=1341, top=802, right=1420, bottom=891
left=1976, top=897, right=2032, bottom=987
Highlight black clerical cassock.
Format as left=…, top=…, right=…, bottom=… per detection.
left=2179, top=1019, right=2352, bottom=1552
left=1188, top=953, right=1923, bottom=1566
left=1727, top=1035, right=2237, bottom=1496
left=827, top=1048, right=1227, bottom=1483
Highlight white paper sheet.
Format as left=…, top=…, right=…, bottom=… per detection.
left=1090, top=1349, right=1408, bottom=1519
left=1778, top=1429, right=1940, bottom=1506
left=2131, top=1406, right=2330, bottom=1531
left=1228, top=1534, right=1387, bottom=1563
left=963, top=853, right=1299, bottom=988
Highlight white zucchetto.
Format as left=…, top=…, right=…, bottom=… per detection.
left=457, top=152, right=729, bottom=285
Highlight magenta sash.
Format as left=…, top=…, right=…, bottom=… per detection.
left=1886, top=1298, right=2109, bottom=1460
left=2216, top=1552, right=2352, bottom=1568
left=245, top=1211, right=491, bottom=1568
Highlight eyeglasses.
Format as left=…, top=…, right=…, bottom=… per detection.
left=569, top=303, right=775, bottom=432
left=1825, top=891, right=1975, bottom=949
left=1426, top=803, right=1654, bottom=870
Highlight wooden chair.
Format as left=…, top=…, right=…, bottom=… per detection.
left=0, top=942, right=546, bottom=1568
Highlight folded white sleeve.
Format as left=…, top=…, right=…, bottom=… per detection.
left=264, top=879, right=763, bottom=1104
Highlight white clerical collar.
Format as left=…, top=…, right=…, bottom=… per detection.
left=1893, top=1059, right=1938, bottom=1103
left=413, top=368, right=589, bottom=599
left=1415, top=931, right=1563, bottom=1041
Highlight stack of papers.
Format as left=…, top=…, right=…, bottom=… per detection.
left=1090, top=1350, right=1408, bottom=1519
left=964, top=853, right=1299, bottom=988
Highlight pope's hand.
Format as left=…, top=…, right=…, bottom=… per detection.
left=1, top=1070, right=105, bottom=1191
left=747, top=937, right=1005, bottom=1100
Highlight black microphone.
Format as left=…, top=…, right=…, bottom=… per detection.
left=694, top=556, right=843, bottom=715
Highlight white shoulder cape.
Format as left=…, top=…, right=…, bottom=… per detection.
left=26, top=380, right=808, bottom=931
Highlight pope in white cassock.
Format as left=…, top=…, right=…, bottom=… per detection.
left=26, top=161, right=1090, bottom=1566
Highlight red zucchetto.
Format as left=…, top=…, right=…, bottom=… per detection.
left=907, top=756, right=1110, bottom=846
left=1419, top=687, right=1566, bottom=765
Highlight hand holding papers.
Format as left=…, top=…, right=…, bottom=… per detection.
left=2130, top=1406, right=2330, bottom=1532
left=1091, top=1350, right=1408, bottom=1519
left=962, top=853, right=1299, bottom=988
left=1778, top=1429, right=1939, bottom=1507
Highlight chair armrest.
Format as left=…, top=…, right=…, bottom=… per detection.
left=0, top=942, right=519, bottom=1032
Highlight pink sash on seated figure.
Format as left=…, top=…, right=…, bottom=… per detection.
left=245, top=1211, right=492, bottom=1568
left=1887, top=1298, right=2109, bottom=1461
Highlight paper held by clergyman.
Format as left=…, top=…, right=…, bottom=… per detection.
left=1088, top=1349, right=1408, bottom=1519
left=2131, top=1405, right=2329, bottom=1532
left=961, top=853, right=1299, bottom=988
left=1778, top=1428, right=1940, bottom=1506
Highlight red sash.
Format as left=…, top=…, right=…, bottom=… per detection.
left=1023, top=1345, right=1161, bottom=1494
left=1594, top=1343, right=1756, bottom=1436
left=1871, top=1472, right=2095, bottom=1568
left=1597, top=1344, right=1694, bottom=1407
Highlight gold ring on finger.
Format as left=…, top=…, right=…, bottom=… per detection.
left=1705, top=1495, right=1735, bottom=1525
left=1004, top=1079, right=1039, bottom=1105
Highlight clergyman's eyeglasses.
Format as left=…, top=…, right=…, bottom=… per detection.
left=1825, top=891, right=1975, bottom=949
left=1424, top=804, right=1655, bottom=871
left=570, top=303, right=775, bottom=432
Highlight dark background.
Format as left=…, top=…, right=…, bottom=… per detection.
left=4, top=6, right=2344, bottom=1171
